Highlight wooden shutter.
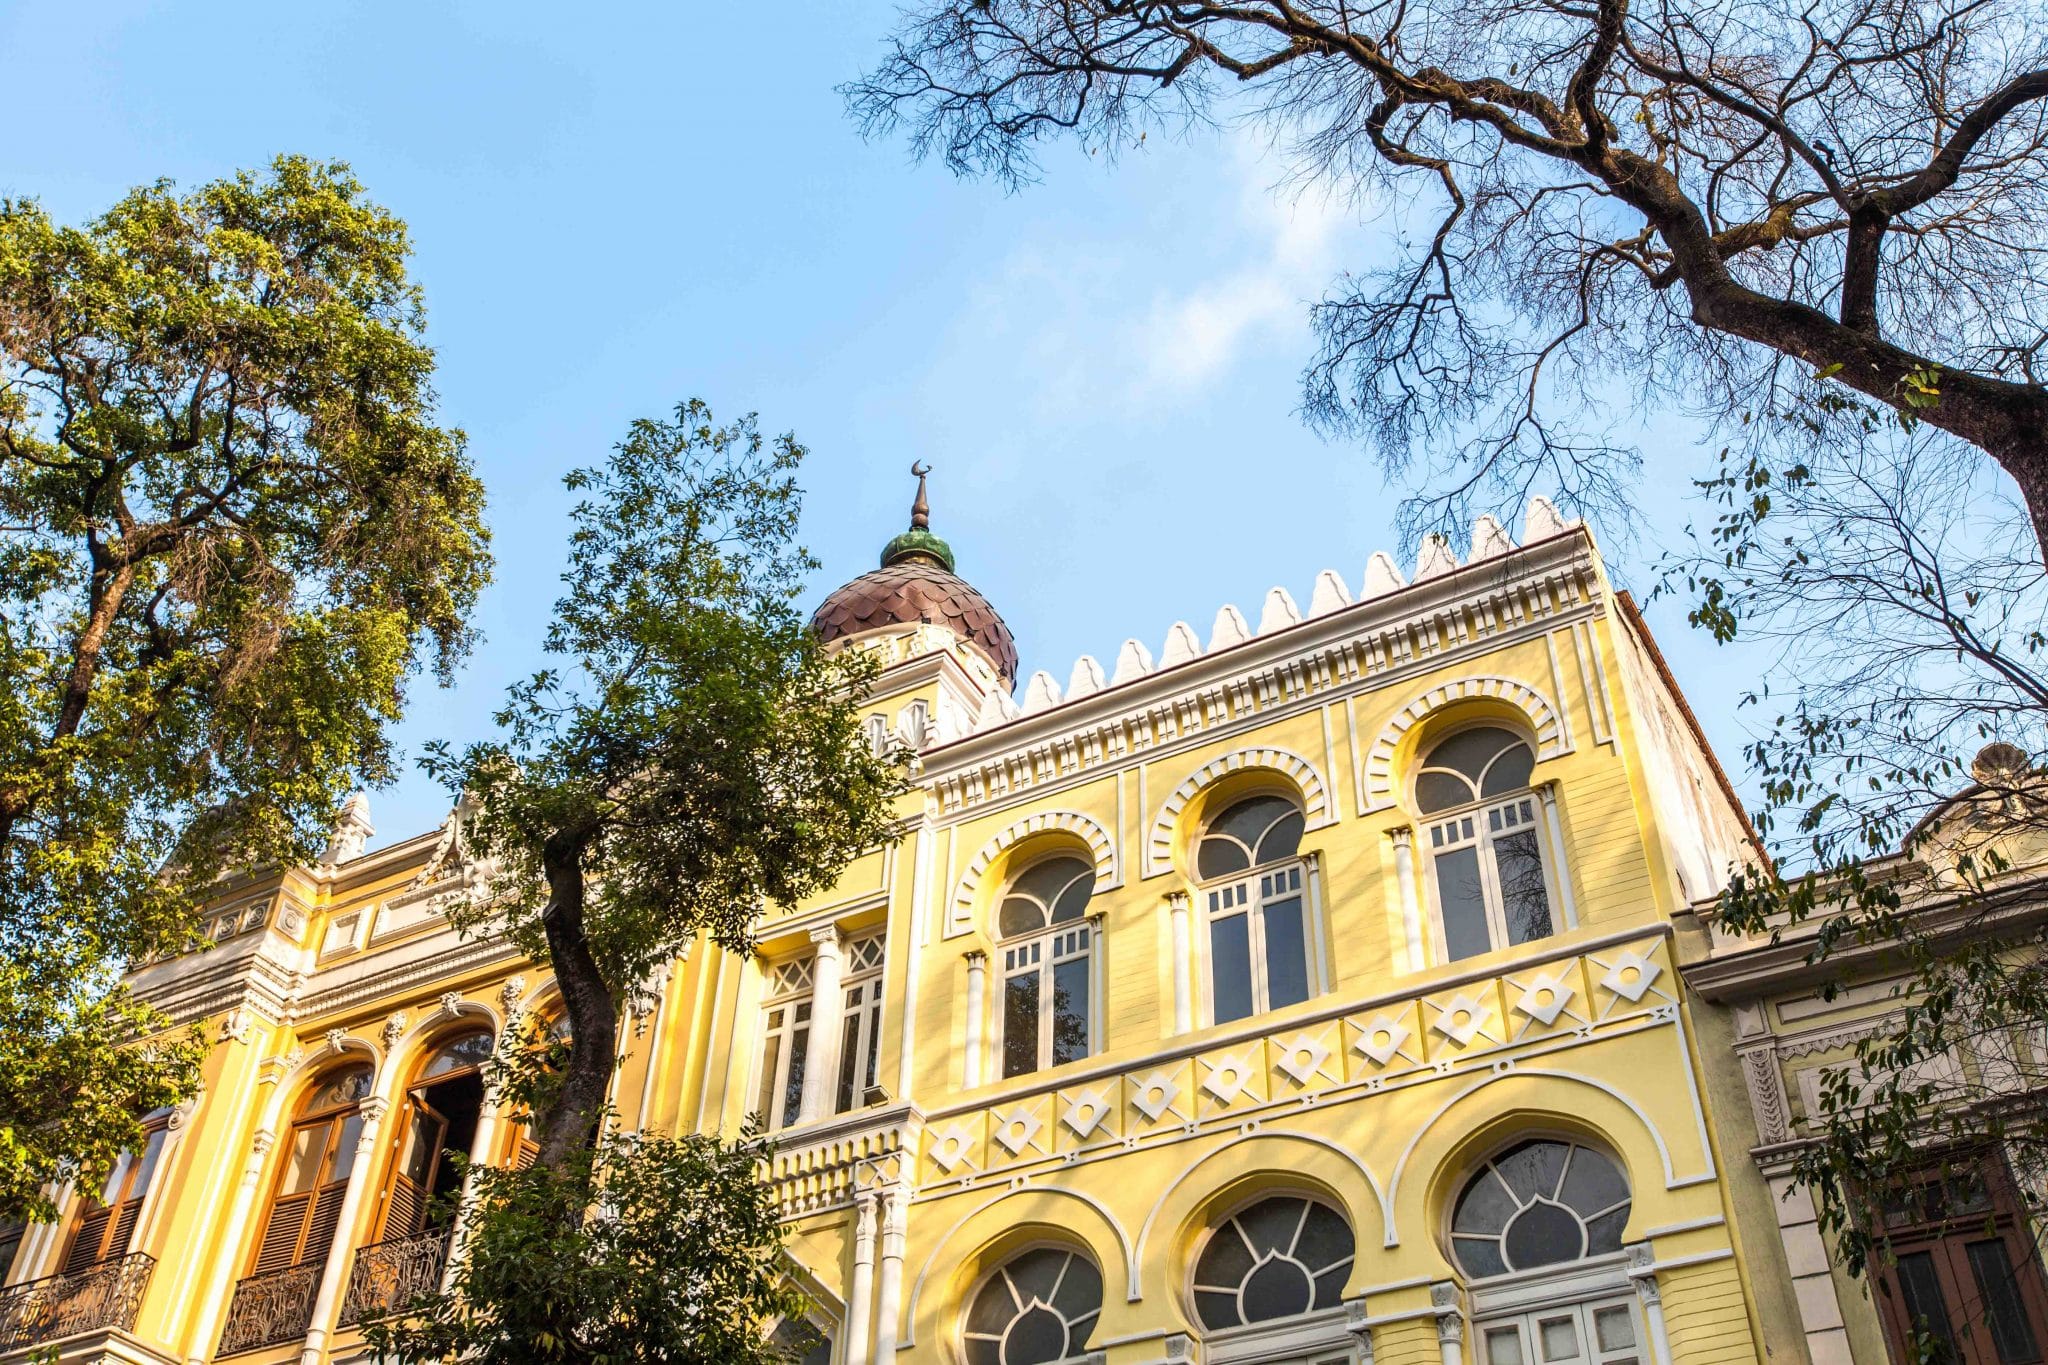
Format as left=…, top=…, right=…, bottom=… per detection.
left=300, top=1184, right=346, bottom=1268
left=61, top=1207, right=114, bottom=1274
left=381, top=1099, right=449, bottom=1239
left=515, top=1132, right=540, bottom=1170
left=252, top=1192, right=313, bottom=1274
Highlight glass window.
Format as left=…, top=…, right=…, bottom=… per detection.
left=754, top=962, right=814, bottom=1130
left=836, top=959, right=886, bottom=1114
left=1451, top=1140, right=1631, bottom=1279
left=246, top=1067, right=373, bottom=1277
left=1480, top=1297, right=1641, bottom=1365
left=963, top=1247, right=1102, bottom=1365
left=1196, top=794, right=1304, bottom=880
left=1204, top=858, right=1312, bottom=1024
left=996, top=857, right=1097, bottom=1079
left=419, top=1029, right=494, bottom=1079
left=1192, top=1197, right=1354, bottom=1330
left=61, top=1114, right=170, bottom=1272
left=1418, top=729, right=1557, bottom=962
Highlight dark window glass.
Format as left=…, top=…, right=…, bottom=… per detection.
left=1495, top=829, right=1554, bottom=945
left=1482, top=742, right=1536, bottom=797
left=1209, top=914, right=1254, bottom=1024
left=1052, top=957, right=1090, bottom=1067
left=1503, top=1202, right=1586, bottom=1270
left=1435, top=847, right=1492, bottom=961
left=1559, top=1145, right=1631, bottom=1215
left=1454, top=1169, right=1518, bottom=1235
left=963, top=1248, right=1101, bottom=1365
left=1966, top=1238, right=2042, bottom=1363
left=1417, top=771, right=1474, bottom=814
left=781, top=1010, right=809, bottom=1127
left=1454, top=1235, right=1509, bottom=1279
left=1243, top=1257, right=1313, bottom=1321
left=420, top=1030, right=494, bottom=1078
left=837, top=1010, right=864, bottom=1113
left=1896, top=1250, right=1958, bottom=1357
left=1240, top=1198, right=1307, bottom=1257
left=1193, top=1198, right=1354, bottom=1330
left=1262, top=898, right=1311, bottom=1010
left=1198, top=795, right=1302, bottom=878
left=1255, top=810, right=1305, bottom=865
left=1003, top=972, right=1041, bottom=1079
left=1496, top=1140, right=1568, bottom=1201
left=1002, top=857, right=1094, bottom=936
left=755, top=1033, right=782, bottom=1125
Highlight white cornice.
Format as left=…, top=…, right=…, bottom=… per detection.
left=919, top=531, right=1602, bottom=819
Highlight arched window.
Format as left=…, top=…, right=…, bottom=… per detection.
left=1450, top=1139, right=1631, bottom=1278
left=996, top=856, right=1096, bottom=1079
left=963, top=1246, right=1102, bottom=1365
left=769, top=1315, right=834, bottom=1365
left=1452, top=1140, right=1643, bottom=1365
left=61, top=1110, right=170, bottom=1272
left=1196, top=795, right=1313, bottom=1024
left=249, top=1065, right=372, bottom=1277
left=378, top=1030, right=492, bottom=1242
left=1416, top=727, right=1556, bottom=962
left=1192, top=1196, right=1354, bottom=1331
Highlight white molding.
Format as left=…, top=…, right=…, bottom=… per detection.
left=948, top=810, right=1120, bottom=939
left=1146, top=746, right=1335, bottom=878
left=902, top=1183, right=1138, bottom=1344
left=1131, top=1128, right=1387, bottom=1272
left=1360, top=676, right=1570, bottom=813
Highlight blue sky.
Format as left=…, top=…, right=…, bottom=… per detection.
left=6, top=1, right=1768, bottom=847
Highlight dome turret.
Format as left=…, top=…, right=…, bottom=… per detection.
left=811, top=464, right=1019, bottom=685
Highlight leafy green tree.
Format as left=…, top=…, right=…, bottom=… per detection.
left=389, top=400, right=902, bottom=1358
left=364, top=1126, right=808, bottom=1365
left=0, top=157, right=491, bottom=1219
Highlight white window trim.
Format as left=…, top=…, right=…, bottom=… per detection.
left=1202, top=1306, right=1360, bottom=1365
left=1470, top=1269, right=1645, bottom=1365
left=752, top=961, right=815, bottom=1131
left=1196, top=855, right=1324, bottom=1027
left=992, top=917, right=1099, bottom=1078
left=1419, top=789, right=1558, bottom=964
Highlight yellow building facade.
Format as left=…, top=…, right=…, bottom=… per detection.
left=2, top=491, right=1822, bottom=1365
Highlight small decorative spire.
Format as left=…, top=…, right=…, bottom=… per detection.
left=910, top=461, right=932, bottom=530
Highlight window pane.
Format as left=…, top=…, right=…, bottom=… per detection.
left=1497, top=1141, right=1570, bottom=1201
left=1538, top=1314, right=1579, bottom=1361
left=782, top=1023, right=809, bottom=1126
left=98, top=1152, right=133, bottom=1206
left=1594, top=1306, right=1636, bottom=1351
left=1418, top=770, right=1476, bottom=814
left=1255, top=810, right=1305, bottom=865
left=1430, top=727, right=1518, bottom=782
left=756, top=1034, right=781, bottom=1125
left=1455, top=1169, right=1518, bottom=1235
left=1894, top=1250, right=1957, bottom=1354
left=283, top=1125, right=324, bottom=1193
left=1494, top=829, right=1555, bottom=945
left=1239, top=1198, right=1307, bottom=1257
left=1261, top=897, right=1311, bottom=1010
left=1965, top=1237, right=2042, bottom=1363
left=1051, top=957, right=1090, bottom=1066
left=1003, top=972, right=1042, bottom=1078
left=1454, top=1234, right=1510, bottom=1279
left=1485, top=1325, right=1528, bottom=1365
left=837, top=1010, right=864, bottom=1113
left=1436, top=846, right=1493, bottom=961
left=1241, top=1257, right=1313, bottom=1322
left=1210, top=913, right=1255, bottom=1024
left=128, top=1126, right=167, bottom=1200
left=1559, top=1146, right=1631, bottom=1216
left=1197, top=838, right=1250, bottom=880
left=1503, top=1201, right=1585, bottom=1270
left=330, top=1113, right=365, bottom=1186
left=998, top=897, right=1045, bottom=937
left=1482, top=742, right=1536, bottom=797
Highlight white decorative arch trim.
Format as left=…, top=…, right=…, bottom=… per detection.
left=1382, top=1067, right=1685, bottom=1247
left=1362, top=675, right=1568, bottom=812
left=904, top=1184, right=1137, bottom=1343
left=1133, top=1128, right=1387, bottom=1271
left=947, top=810, right=1119, bottom=938
left=1146, top=746, right=1333, bottom=874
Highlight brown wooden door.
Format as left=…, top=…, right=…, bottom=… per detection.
left=1877, top=1157, right=2048, bottom=1364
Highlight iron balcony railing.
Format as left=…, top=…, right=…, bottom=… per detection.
left=217, top=1263, right=318, bottom=1356
left=0, top=1252, right=154, bottom=1352
left=336, top=1230, right=452, bottom=1327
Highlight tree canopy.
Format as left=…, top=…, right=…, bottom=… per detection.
left=849, top=0, right=2048, bottom=556
left=0, top=156, right=491, bottom=1218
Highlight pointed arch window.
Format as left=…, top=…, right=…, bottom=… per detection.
left=995, top=856, right=1096, bottom=1079
left=61, top=1111, right=169, bottom=1273
left=963, top=1246, right=1102, bottom=1365
left=1191, top=1196, right=1354, bottom=1330
left=1196, top=795, right=1313, bottom=1024
left=1416, top=727, right=1556, bottom=962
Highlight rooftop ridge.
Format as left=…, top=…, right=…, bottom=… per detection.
left=974, top=495, right=1578, bottom=735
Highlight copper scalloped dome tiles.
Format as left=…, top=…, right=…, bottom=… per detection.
left=810, top=560, right=1019, bottom=685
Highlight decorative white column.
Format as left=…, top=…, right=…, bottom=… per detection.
left=1431, top=1281, right=1465, bottom=1365
left=182, top=1130, right=276, bottom=1364
left=442, top=1087, right=508, bottom=1289
left=1537, top=783, right=1580, bottom=928
left=962, top=951, right=988, bottom=1088
left=1625, top=1245, right=1676, bottom=1364
left=298, top=1095, right=388, bottom=1365
left=1166, top=892, right=1192, bottom=1033
left=1390, top=828, right=1426, bottom=973
left=843, top=1189, right=880, bottom=1365
left=799, top=926, right=847, bottom=1124
left=871, top=1185, right=910, bottom=1358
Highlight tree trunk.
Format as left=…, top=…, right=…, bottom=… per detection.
left=533, top=833, right=619, bottom=1172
